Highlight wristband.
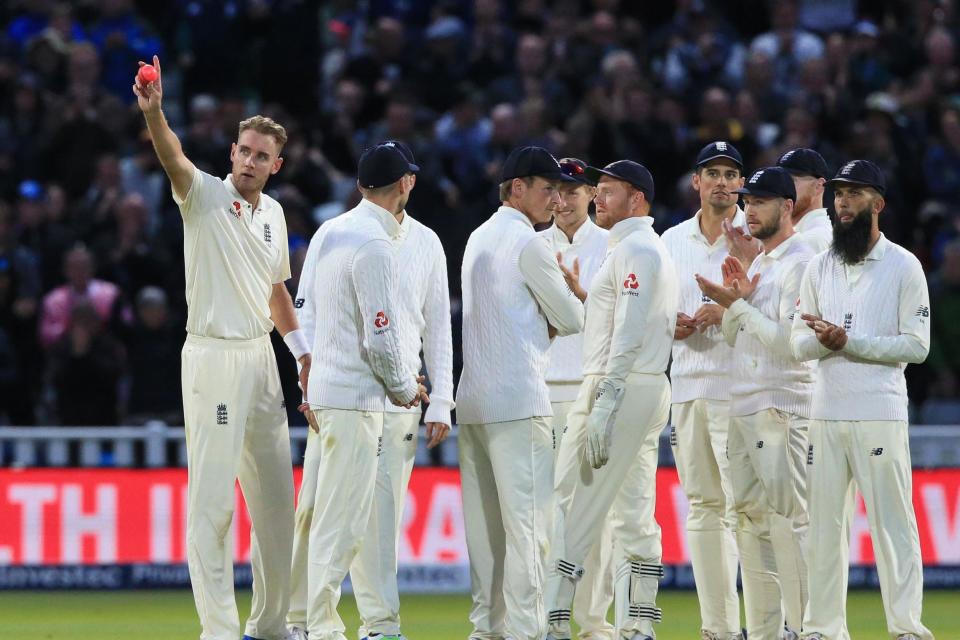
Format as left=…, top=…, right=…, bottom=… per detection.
left=283, top=329, right=310, bottom=361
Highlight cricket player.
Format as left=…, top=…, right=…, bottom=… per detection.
left=134, top=57, right=305, bottom=640
left=696, top=167, right=814, bottom=640
left=777, top=148, right=832, bottom=253
left=661, top=142, right=746, bottom=640
left=457, top=146, right=584, bottom=640
left=286, top=141, right=453, bottom=640
left=295, top=143, right=427, bottom=640
left=543, top=157, right=615, bottom=639
left=546, top=160, right=678, bottom=640
left=791, top=160, right=933, bottom=640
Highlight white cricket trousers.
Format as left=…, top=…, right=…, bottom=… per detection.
left=305, top=408, right=385, bottom=640
left=547, top=372, right=670, bottom=639
left=728, top=409, right=809, bottom=640
left=551, top=400, right=615, bottom=640
left=181, top=334, right=295, bottom=640
left=803, top=420, right=933, bottom=640
left=288, top=412, right=419, bottom=636
left=670, top=398, right=741, bottom=637
left=459, top=416, right=554, bottom=640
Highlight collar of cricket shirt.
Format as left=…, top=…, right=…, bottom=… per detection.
left=358, top=198, right=404, bottom=240
left=608, top=215, right=653, bottom=246
left=496, top=205, right=535, bottom=229
left=864, top=232, right=889, bottom=262
left=223, top=175, right=264, bottom=215
left=689, top=206, right=745, bottom=246
left=550, top=215, right=598, bottom=248
left=763, top=231, right=802, bottom=261
left=795, top=207, right=829, bottom=232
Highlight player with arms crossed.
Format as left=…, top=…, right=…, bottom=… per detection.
left=543, top=157, right=616, bottom=640
left=134, top=57, right=306, bottom=640
left=696, top=167, right=814, bottom=640
left=457, top=146, right=584, bottom=640
left=287, top=141, right=452, bottom=640
left=791, top=160, right=933, bottom=640
left=661, top=142, right=746, bottom=640
left=545, top=160, right=678, bottom=640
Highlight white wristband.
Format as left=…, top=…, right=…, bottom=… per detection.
left=283, top=329, right=310, bottom=361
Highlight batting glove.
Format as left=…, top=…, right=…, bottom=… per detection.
left=586, top=378, right=623, bottom=469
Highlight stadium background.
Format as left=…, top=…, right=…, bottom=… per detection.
left=0, top=0, right=959, bottom=638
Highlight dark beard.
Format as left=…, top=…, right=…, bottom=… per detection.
left=831, top=208, right=873, bottom=264
left=751, top=216, right=780, bottom=241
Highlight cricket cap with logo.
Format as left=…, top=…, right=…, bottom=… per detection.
left=695, top=140, right=743, bottom=169
left=501, top=146, right=576, bottom=182
left=777, top=148, right=829, bottom=178
left=586, top=160, right=656, bottom=201
left=734, top=166, right=797, bottom=200
left=829, top=159, right=886, bottom=195
left=357, top=142, right=419, bottom=189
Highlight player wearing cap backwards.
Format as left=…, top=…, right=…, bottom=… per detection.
left=661, top=142, right=746, bottom=640
left=457, top=146, right=584, bottom=640
left=696, top=167, right=814, bottom=640
left=545, top=160, right=678, bottom=640
left=134, top=57, right=304, bottom=640
left=791, top=160, right=933, bottom=640
left=294, top=143, right=428, bottom=640
left=287, top=141, right=453, bottom=640
left=777, top=148, right=833, bottom=254
left=542, top=158, right=616, bottom=640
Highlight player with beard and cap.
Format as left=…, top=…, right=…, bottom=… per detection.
left=294, top=143, right=428, bottom=640
left=777, top=148, right=832, bottom=253
left=541, top=158, right=616, bottom=639
left=791, top=160, right=933, bottom=640
left=696, top=167, right=814, bottom=640
left=287, top=141, right=453, bottom=640
left=661, top=142, right=746, bottom=640
left=457, top=146, right=584, bottom=640
left=545, top=160, right=678, bottom=640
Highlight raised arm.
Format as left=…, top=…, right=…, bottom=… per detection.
left=132, top=55, right=195, bottom=202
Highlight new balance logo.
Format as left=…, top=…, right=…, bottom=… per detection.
left=280, top=400, right=286, bottom=409
left=216, top=403, right=228, bottom=425
left=807, top=444, right=814, bottom=465
left=870, top=447, right=884, bottom=456
left=843, top=312, right=853, bottom=331
left=404, top=433, right=414, bottom=441
left=915, top=305, right=929, bottom=318
left=701, top=293, right=712, bottom=303
left=263, top=223, right=272, bottom=244
left=294, top=298, right=305, bottom=308
left=756, top=441, right=764, bottom=449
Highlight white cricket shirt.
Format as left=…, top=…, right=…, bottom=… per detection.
left=175, top=170, right=290, bottom=340
left=582, top=216, right=678, bottom=385
left=795, top=207, right=832, bottom=254
left=790, top=235, right=930, bottom=421
left=721, top=233, right=815, bottom=418
left=295, top=199, right=420, bottom=411
left=661, top=207, right=745, bottom=403
left=541, top=217, right=609, bottom=401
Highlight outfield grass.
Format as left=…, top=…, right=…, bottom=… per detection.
left=2, top=590, right=957, bottom=639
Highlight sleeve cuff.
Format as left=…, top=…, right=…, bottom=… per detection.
left=842, top=333, right=865, bottom=358
left=424, top=398, right=455, bottom=425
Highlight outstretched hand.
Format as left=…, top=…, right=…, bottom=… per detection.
left=132, top=55, right=163, bottom=114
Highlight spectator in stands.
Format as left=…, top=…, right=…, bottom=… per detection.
left=749, top=0, right=824, bottom=94
left=14, top=180, right=74, bottom=291
left=39, top=245, right=121, bottom=349
left=924, top=106, right=960, bottom=203
left=124, top=286, right=181, bottom=424
left=94, top=192, right=173, bottom=297
left=49, top=298, right=125, bottom=425
left=929, top=240, right=960, bottom=398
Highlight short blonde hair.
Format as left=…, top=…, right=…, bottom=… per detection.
left=499, top=177, right=533, bottom=201
left=238, top=115, right=288, bottom=149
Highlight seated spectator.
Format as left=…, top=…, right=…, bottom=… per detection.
left=49, top=299, right=125, bottom=426
left=750, top=0, right=824, bottom=93
left=124, top=286, right=181, bottom=424
left=39, top=244, right=121, bottom=349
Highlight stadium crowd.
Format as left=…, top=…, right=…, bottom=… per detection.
left=1, top=0, right=959, bottom=427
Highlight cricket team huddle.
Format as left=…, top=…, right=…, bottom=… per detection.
left=132, top=56, right=932, bottom=640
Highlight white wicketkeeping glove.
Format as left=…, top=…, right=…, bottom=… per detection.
left=586, top=378, right=623, bottom=469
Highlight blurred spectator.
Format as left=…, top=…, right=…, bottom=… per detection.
left=14, top=180, right=74, bottom=291
left=120, top=127, right=166, bottom=234
left=749, top=0, right=824, bottom=93
left=39, top=245, right=121, bottom=349
left=93, top=192, right=173, bottom=297
left=87, top=0, right=162, bottom=101
left=929, top=241, right=960, bottom=397
left=924, top=106, right=960, bottom=202
left=124, top=286, right=181, bottom=424
left=488, top=32, right=571, bottom=122
left=49, top=298, right=125, bottom=425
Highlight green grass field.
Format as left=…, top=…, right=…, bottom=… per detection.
left=2, top=590, right=957, bottom=639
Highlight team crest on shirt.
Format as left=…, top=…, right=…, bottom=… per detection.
left=229, top=201, right=242, bottom=219
left=374, top=311, right=391, bottom=334
left=622, top=273, right=640, bottom=297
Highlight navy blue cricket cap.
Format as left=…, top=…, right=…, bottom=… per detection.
left=558, top=157, right=595, bottom=185
left=829, top=159, right=886, bottom=195
left=734, top=166, right=797, bottom=200
left=382, top=139, right=418, bottom=169
left=777, top=148, right=828, bottom=178
left=501, top=146, right=575, bottom=183
left=586, top=160, right=656, bottom=201
left=358, top=143, right=419, bottom=189
left=696, top=141, right=743, bottom=169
